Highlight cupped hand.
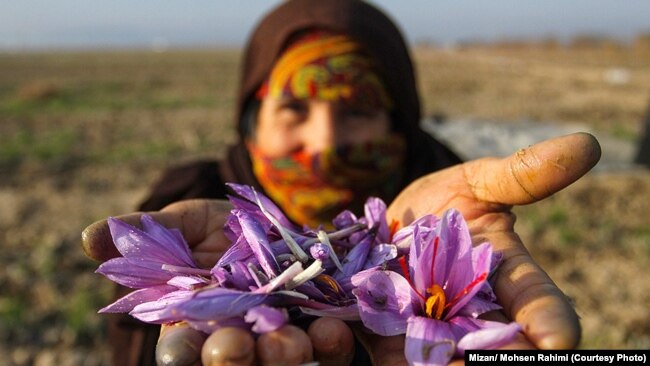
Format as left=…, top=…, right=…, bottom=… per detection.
left=365, top=132, right=600, bottom=364
left=81, top=132, right=600, bottom=365
left=82, top=200, right=356, bottom=366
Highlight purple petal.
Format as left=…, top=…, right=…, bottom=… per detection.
left=167, top=276, right=208, bottom=290
left=226, top=183, right=297, bottom=230
left=332, top=209, right=358, bottom=229
left=229, top=261, right=256, bottom=290
left=405, top=316, right=457, bottom=366
left=96, top=257, right=175, bottom=288
left=140, top=214, right=195, bottom=267
left=226, top=196, right=274, bottom=235
left=410, top=225, right=439, bottom=294
left=455, top=295, right=502, bottom=319
left=364, top=197, right=389, bottom=243
left=333, top=229, right=376, bottom=285
left=216, top=235, right=254, bottom=268
left=163, top=287, right=272, bottom=321
left=310, top=242, right=330, bottom=261
left=455, top=318, right=521, bottom=354
left=130, top=289, right=195, bottom=323
left=393, top=214, right=438, bottom=252
left=445, top=242, right=493, bottom=319
left=99, top=285, right=177, bottom=313
left=244, top=305, right=288, bottom=333
left=351, top=269, right=416, bottom=336
left=108, top=216, right=195, bottom=267
left=437, top=210, right=474, bottom=297
left=364, top=244, right=398, bottom=269
left=235, top=209, right=279, bottom=277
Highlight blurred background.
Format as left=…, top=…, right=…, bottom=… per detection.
left=1, top=1, right=649, bottom=364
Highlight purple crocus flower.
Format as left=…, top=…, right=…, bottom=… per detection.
left=97, top=215, right=210, bottom=314
left=351, top=209, right=520, bottom=366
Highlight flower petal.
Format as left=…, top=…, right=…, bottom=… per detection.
left=333, top=229, right=376, bottom=288
left=99, top=285, right=177, bottom=313
left=163, top=287, right=273, bottom=321
left=235, top=209, right=280, bottom=277
left=351, top=269, right=416, bottom=336
left=140, top=214, right=195, bottom=267
left=226, top=183, right=297, bottom=230
left=216, top=234, right=255, bottom=268
left=364, top=197, right=390, bottom=243
left=96, top=257, right=174, bottom=288
left=244, top=305, right=289, bottom=333
left=410, top=225, right=439, bottom=295
left=108, top=216, right=195, bottom=267
left=405, top=316, right=457, bottom=366
left=445, top=242, right=493, bottom=319
left=364, top=243, right=398, bottom=269
left=455, top=295, right=502, bottom=318
left=455, top=319, right=521, bottom=354
left=167, top=276, right=208, bottom=290
left=436, top=209, right=474, bottom=296
left=130, top=289, right=195, bottom=323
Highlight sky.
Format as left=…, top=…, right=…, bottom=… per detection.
left=1, top=0, right=649, bottom=51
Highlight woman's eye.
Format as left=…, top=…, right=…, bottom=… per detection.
left=279, top=100, right=308, bottom=114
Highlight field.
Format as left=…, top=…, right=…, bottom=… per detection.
left=0, top=43, right=649, bottom=365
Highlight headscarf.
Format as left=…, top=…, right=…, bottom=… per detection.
left=249, top=31, right=403, bottom=226
left=257, top=31, right=392, bottom=110
left=219, top=0, right=462, bottom=221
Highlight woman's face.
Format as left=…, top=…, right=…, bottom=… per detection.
left=251, top=96, right=390, bottom=158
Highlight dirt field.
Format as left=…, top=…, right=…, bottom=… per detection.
left=0, top=43, right=648, bottom=365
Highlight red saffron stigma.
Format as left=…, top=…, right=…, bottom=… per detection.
left=389, top=219, right=400, bottom=241
left=430, top=236, right=439, bottom=285
left=398, top=256, right=425, bottom=301
left=445, top=272, right=488, bottom=310
left=398, top=256, right=412, bottom=283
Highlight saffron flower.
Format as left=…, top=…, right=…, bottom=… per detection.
left=96, top=214, right=210, bottom=317
left=351, top=209, right=520, bottom=365
left=95, top=183, right=519, bottom=364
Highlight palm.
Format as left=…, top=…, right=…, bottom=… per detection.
left=386, top=133, right=601, bottom=351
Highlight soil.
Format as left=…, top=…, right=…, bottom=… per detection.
left=0, top=44, right=648, bottom=364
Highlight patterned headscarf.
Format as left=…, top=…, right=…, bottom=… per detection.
left=256, top=32, right=392, bottom=111
left=249, top=32, right=405, bottom=227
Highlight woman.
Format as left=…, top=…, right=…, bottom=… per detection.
left=91, top=0, right=592, bottom=365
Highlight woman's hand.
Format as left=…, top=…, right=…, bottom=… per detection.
left=83, top=200, right=355, bottom=366
left=367, top=132, right=600, bottom=364
left=82, top=132, right=600, bottom=365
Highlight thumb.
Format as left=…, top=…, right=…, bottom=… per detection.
left=465, top=132, right=601, bottom=205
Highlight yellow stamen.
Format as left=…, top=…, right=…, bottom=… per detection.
left=425, top=284, right=446, bottom=319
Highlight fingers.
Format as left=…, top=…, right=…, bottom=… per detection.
left=466, top=132, right=601, bottom=205
left=161, top=324, right=321, bottom=366
left=81, top=199, right=232, bottom=263
left=256, top=325, right=313, bottom=365
left=202, top=327, right=256, bottom=366
left=387, top=133, right=601, bottom=224
left=157, top=323, right=206, bottom=366
left=470, top=213, right=581, bottom=349
left=81, top=217, right=122, bottom=261
left=351, top=325, right=407, bottom=366
left=307, top=317, right=355, bottom=366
